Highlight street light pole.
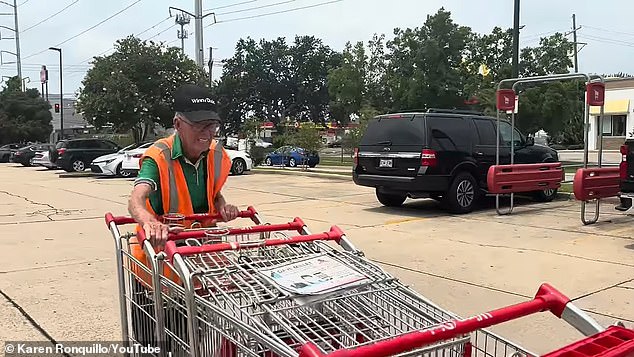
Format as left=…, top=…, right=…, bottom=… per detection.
left=49, top=47, right=63, bottom=140
left=511, top=0, right=520, bottom=78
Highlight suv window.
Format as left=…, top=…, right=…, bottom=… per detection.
left=474, top=119, right=497, bottom=146
left=499, top=121, right=525, bottom=146
left=427, top=116, right=472, bottom=151
left=361, top=116, right=424, bottom=146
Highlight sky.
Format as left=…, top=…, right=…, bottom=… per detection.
left=1, top=0, right=633, bottom=98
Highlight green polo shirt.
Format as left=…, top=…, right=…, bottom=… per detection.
left=134, top=135, right=209, bottom=215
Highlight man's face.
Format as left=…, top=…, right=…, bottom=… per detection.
left=175, top=114, right=220, bottom=154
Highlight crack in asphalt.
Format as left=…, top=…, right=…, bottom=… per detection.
left=0, top=258, right=112, bottom=275
left=384, top=230, right=634, bottom=269
left=0, top=215, right=103, bottom=226
left=0, top=191, right=87, bottom=221
left=374, top=259, right=634, bottom=324
left=0, top=289, right=72, bottom=357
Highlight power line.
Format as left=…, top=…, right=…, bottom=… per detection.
left=22, top=0, right=143, bottom=60
left=72, top=16, right=172, bottom=66
left=578, top=34, right=634, bottom=48
left=18, top=0, right=31, bottom=7
left=204, top=0, right=258, bottom=12
left=145, top=23, right=177, bottom=41
left=21, top=0, right=80, bottom=34
left=214, top=0, right=343, bottom=25
left=217, top=0, right=295, bottom=16
left=581, top=25, right=634, bottom=39
left=134, top=16, right=171, bottom=38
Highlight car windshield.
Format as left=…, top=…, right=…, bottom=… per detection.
left=361, top=117, right=425, bottom=146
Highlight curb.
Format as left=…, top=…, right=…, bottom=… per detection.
left=58, top=172, right=96, bottom=178
left=253, top=167, right=351, bottom=181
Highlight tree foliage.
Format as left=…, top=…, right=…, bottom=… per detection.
left=0, top=76, right=53, bottom=145
left=76, top=36, right=206, bottom=143
left=216, top=35, right=342, bottom=134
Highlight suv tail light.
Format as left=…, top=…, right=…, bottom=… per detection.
left=353, top=148, right=359, bottom=166
left=421, top=149, right=437, bottom=167
left=620, top=144, right=628, bottom=180
left=57, top=148, right=66, bottom=156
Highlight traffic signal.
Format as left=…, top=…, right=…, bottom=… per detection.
left=54, top=103, right=60, bottom=113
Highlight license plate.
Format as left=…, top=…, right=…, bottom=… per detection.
left=379, top=159, right=393, bottom=168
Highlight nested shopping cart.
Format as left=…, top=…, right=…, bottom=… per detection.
left=105, top=206, right=268, bottom=355
left=105, top=207, right=634, bottom=357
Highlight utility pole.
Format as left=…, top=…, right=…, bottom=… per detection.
left=49, top=47, right=63, bottom=140
left=511, top=0, right=520, bottom=78
left=168, top=4, right=216, bottom=71
left=572, top=14, right=579, bottom=73
left=195, top=0, right=204, bottom=68
left=0, top=0, right=22, bottom=89
left=175, top=12, right=190, bottom=54
left=208, top=47, right=213, bottom=87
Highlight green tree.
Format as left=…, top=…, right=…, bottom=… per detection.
left=327, top=41, right=367, bottom=123
left=385, top=8, right=472, bottom=111
left=216, top=35, right=341, bottom=134
left=76, top=36, right=206, bottom=143
left=0, top=76, right=53, bottom=145
left=288, top=125, right=323, bottom=169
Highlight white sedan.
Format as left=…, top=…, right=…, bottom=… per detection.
left=120, top=142, right=154, bottom=177
left=120, top=145, right=252, bottom=176
left=226, top=148, right=252, bottom=175
left=91, top=142, right=151, bottom=177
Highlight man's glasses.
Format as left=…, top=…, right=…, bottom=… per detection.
left=179, top=117, right=220, bottom=132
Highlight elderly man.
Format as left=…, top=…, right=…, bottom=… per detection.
left=128, top=83, right=240, bottom=248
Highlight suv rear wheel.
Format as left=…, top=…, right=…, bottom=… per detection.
left=376, top=189, right=407, bottom=207
left=445, top=172, right=478, bottom=214
left=533, top=188, right=558, bottom=202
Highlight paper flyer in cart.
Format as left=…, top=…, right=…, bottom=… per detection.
left=259, top=254, right=371, bottom=296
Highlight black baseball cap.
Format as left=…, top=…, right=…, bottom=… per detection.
left=173, top=84, right=221, bottom=122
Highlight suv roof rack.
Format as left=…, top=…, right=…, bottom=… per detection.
left=426, top=108, right=485, bottom=116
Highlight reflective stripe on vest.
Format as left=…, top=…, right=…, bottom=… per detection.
left=213, top=141, right=223, bottom=193
left=153, top=141, right=180, bottom=214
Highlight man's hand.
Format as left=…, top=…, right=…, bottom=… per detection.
left=218, top=203, right=239, bottom=222
left=141, top=219, right=170, bottom=249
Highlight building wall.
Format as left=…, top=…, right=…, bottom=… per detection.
left=588, top=86, right=634, bottom=150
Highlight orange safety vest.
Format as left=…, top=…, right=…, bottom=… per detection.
left=131, top=134, right=232, bottom=289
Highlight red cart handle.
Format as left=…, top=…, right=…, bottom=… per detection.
left=298, top=284, right=571, bottom=357
left=136, top=217, right=307, bottom=246
left=164, top=225, right=344, bottom=262
left=104, top=206, right=259, bottom=227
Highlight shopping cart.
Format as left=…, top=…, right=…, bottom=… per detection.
left=130, top=214, right=529, bottom=357
left=104, top=206, right=267, bottom=356
left=105, top=210, right=634, bottom=357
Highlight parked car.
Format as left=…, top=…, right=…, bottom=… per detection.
left=226, top=149, right=252, bottom=175
left=53, top=138, right=122, bottom=172
left=352, top=109, right=559, bottom=213
left=121, top=143, right=252, bottom=176
left=0, top=143, right=23, bottom=162
left=91, top=142, right=151, bottom=177
left=120, top=142, right=155, bottom=177
left=264, top=146, right=320, bottom=167
left=32, top=149, right=57, bottom=169
left=10, top=143, right=55, bottom=166
left=615, top=138, right=634, bottom=213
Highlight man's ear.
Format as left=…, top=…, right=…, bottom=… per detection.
left=173, top=117, right=180, bottom=131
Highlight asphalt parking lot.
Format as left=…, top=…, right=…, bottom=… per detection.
left=0, top=162, right=632, bottom=355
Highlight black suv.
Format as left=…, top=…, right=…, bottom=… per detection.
left=54, top=139, right=121, bottom=172
left=353, top=109, right=559, bottom=213
left=615, top=138, right=634, bottom=213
